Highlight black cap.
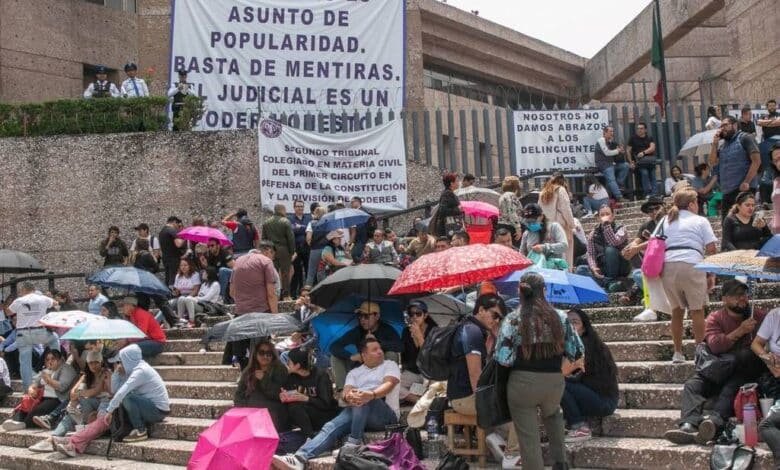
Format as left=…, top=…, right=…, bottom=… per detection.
left=167, top=215, right=182, bottom=224
left=177, top=68, right=188, bottom=76
left=722, top=279, right=748, bottom=297
left=407, top=300, right=428, bottom=313
left=95, top=65, right=107, bottom=74
left=124, top=62, right=137, bottom=72
left=641, top=196, right=665, bottom=214
left=133, top=223, right=149, bottom=231
left=522, top=203, right=543, bottom=219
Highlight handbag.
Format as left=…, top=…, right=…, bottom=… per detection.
left=710, top=444, right=755, bottom=470
left=383, top=423, right=425, bottom=461
left=641, top=216, right=667, bottom=278
left=694, top=343, right=736, bottom=384
left=335, top=445, right=392, bottom=470
left=436, top=451, right=470, bottom=470
left=475, top=359, right=511, bottom=429
left=368, top=431, right=425, bottom=470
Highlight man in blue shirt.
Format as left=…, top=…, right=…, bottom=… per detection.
left=708, top=116, right=760, bottom=220
left=87, top=285, right=108, bottom=315
left=287, top=199, right=312, bottom=298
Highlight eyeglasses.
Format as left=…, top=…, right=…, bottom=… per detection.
left=294, top=205, right=304, bottom=209
left=256, top=350, right=274, bottom=358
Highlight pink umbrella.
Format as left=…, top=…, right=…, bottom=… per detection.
left=178, top=226, right=232, bottom=247
left=188, top=408, right=279, bottom=470
left=460, top=200, right=499, bottom=219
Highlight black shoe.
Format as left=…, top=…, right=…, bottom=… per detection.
left=664, top=423, right=698, bottom=445
left=695, top=418, right=718, bottom=445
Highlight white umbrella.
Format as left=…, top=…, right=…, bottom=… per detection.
left=678, top=129, right=718, bottom=159
left=454, top=186, right=501, bottom=206
left=38, top=311, right=105, bottom=330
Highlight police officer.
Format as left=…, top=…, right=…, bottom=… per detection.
left=121, top=63, right=149, bottom=98
left=83, top=65, right=120, bottom=99
left=167, top=69, right=192, bottom=130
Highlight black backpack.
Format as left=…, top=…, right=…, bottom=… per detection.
left=106, top=406, right=133, bottom=459
left=334, top=445, right=391, bottom=470
left=416, top=320, right=465, bottom=381
left=198, top=300, right=230, bottom=317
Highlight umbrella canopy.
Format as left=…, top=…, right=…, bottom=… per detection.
left=758, top=235, right=780, bottom=258
left=316, top=208, right=370, bottom=231
left=388, top=244, right=532, bottom=295
left=310, top=264, right=401, bottom=308
left=311, top=296, right=404, bottom=358
left=178, top=226, right=232, bottom=247
left=87, top=266, right=170, bottom=297
left=460, top=201, right=499, bottom=219
left=188, top=407, right=279, bottom=470
left=678, top=129, right=718, bottom=159
left=494, top=267, right=608, bottom=305
left=0, top=249, right=44, bottom=274
left=412, top=293, right=469, bottom=327
left=694, top=250, right=780, bottom=281
left=38, top=311, right=105, bottom=330
left=203, top=312, right=303, bottom=344
left=454, top=186, right=501, bottom=206
left=61, top=318, right=146, bottom=341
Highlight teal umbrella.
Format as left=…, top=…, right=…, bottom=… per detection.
left=61, top=319, right=146, bottom=341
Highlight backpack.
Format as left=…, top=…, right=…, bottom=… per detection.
left=197, top=300, right=230, bottom=317
left=334, top=445, right=391, bottom=470
left=416, top=320, right=465, bottom=381
left=106, top=406, right=133, bottom=459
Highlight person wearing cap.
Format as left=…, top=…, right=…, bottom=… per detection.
left=664, top=280, right=766, bottom=445
left=130, top=223, right=160, bottom=263
left=281, top=348, right=339, bottom=439
left=619, top=197, right=666, bottom=309
left=83, top=65, right=120, bottom=99
left=400, top=300, right=437, bottom=403
left=329, top=301, right=402, bottom=390
left=159, top=216, right=186, bottom=286
left=99, top=225, right=129, bottom=267
left=221, top=209, right=260, bottom=256
left=114, top=296, right=166, bottom=359
left=120, top=63, right=149, bottom=98
left=316, top=231, right=351, bottom=283
left=167, top=68, right=193, bottom=130
left=518, top=203, right=568, bottom=265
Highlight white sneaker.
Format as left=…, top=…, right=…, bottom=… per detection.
left=485, top=432, right=506, bottom=462
left=633, top=308, right=658, bottom=322
left=502, top=455, right=522, bottom=469
left=271, top=454, right=305, bottom=470
left=2, top=420, right=25, bottom=432
left=672, top=352, right=686, bottom=364
left=28, top=439, right=55, bottom=453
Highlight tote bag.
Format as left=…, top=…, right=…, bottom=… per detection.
left=641, top=217, right=667, bottom=279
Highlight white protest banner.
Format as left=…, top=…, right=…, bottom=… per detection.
left=512, top=110, right=609, bottom=176
left=170, top=0, right=405, bottom=130
left=258, top=119, right=407, bottom=212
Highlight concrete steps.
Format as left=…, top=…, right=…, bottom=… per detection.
left=0, top=442, right=184, bottom=469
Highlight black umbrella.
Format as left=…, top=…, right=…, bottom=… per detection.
left=202, top=312, right=303, bottom=344
left=310, top=264, right=401, bottom=309
left=0, top=249, right=44, bottom=274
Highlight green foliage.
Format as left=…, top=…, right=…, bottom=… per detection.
left=173, top=95, right=206, bottom=132
left=0, top=96, right=202, bottom=137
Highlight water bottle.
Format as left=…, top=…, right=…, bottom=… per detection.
left=743, top=403, right=758, bottom=446
left=426, top=416, right=441, bottom=459
left=231, top=355, right=239, bottom=368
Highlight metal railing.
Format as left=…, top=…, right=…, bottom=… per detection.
left=0, top=272, right=87, bottom=302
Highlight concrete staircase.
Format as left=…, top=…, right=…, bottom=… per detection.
left=0, top=199, right=776, bottom=469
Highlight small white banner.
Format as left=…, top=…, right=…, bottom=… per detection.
left=512, top=109, right=610, bottom=175
left=258, top=119, right=408, bottom=212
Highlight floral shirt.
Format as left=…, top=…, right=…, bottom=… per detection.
left=498, top=192, right=523, bottom=230
left=494, top=308, right=583, bottom=367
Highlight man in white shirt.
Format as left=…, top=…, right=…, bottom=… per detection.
left=83, top=66, right=120, bottom=99
left=86, top=285, right=108, bottom=315
left=273, top=337, right=400, bottom=470
left=121, top=63, right=150, bottom=98
left=8, top=282, right=60, bottom=388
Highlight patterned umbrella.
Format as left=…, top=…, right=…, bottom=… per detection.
left=388, top=244, right=532, bottom=295
left=460, top=200, right=499, bottom=219
left=38, top=311, right=106, bottom=330
left=693, top=250, right=780, bottom=281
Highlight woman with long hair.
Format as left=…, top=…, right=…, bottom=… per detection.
left=177, top=266, right=222, bottom=324
left=518, top=203, right=568, bottom=269
left=234, top=340, right=289, bottom=431
left=664, top=165, right=688, bottom=196
left=645, top=188, right=718, bottom=363
left=539, top=173, right=576, bottom=267
left=432, top=172, right=463, bottom=237
left=722, top=192, right=770, bottom=251
left=705, top=105, right=722, bottom=130
left=495, top=272, right=583, bottom=470
left=583, top=174, right=609, bottom=217
left=498, top=176, right=523, bottom=245
left=400, top=300, right=438, bottom=404
left=561, top=309, right=618, bottom=442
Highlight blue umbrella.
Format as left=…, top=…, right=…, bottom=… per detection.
left=87, top=266, right=170, bottom=297
left=316, top=208, right=370, bottom=231
left=758, top=235, right=780, bottom=258
left=494, top=266, right=608, bottom=305
left=311, top=295, right=404, bottom=358
left=61, top=319, right=146, bottom=341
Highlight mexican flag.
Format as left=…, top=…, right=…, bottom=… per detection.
left=650, top=2, right=667, bottom=113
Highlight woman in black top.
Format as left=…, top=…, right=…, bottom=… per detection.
left=432, top=172, right=463, bottom=237
left=400, top=300, right=438, bottom=404
left=281, top=348, right=338, bottom=438
left=561, top=308, right=619, bottom=442
left=721, top=192, right=770, bottom=251
left=234, top=340, right=289, bottom=431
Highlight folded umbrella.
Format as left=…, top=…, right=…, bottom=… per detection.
left=460, top=200, right=499, bottom=219
left=0, top=249, right=44, bottom=274
left=87, top=266, right=170, bottom=297
left=310, top=264, right=401, bottom=309
left=188, top=407, right=279, bottom=470
left=388, top=244, right=532, bottom=295
left=61, top=319, right=146, bottom=341
left=203, top=312, right=303, bottom=344
left=494, top=266, right=608, bottom=305
left=38, top=311, right=106, bottom=330
left=178, top=226, right=232, bottom=247
left=316, top=208, right=370, bottom=231
left=454, top=186, right=501, bottom=206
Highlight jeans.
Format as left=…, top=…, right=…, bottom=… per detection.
left=637, top=165, right=657, bottom=196
left=583, top=197, right=609, bottom=213
left=561, top=381, right=618, bottom=428
left=218, top=267, right=232, bottom=302
left=759, top=406, right=780, bottom=467
left=122, top=392, right=168, bottom=432
left=295, top=398, right=398, bottom=461
left=135, top=340, right=164, bottom=359
left=631, top=268, right=644, bottom=292
left=306, top=248, right=323, bottom=287
left=602, top=163, right=629, bottom=199
left=291, top=244, right=310, bottom=296
left=288, top=402, right=339, bottom=438
left=603, top=246, right=631, bottom=279
left=16, top=327, right=60, bottom=388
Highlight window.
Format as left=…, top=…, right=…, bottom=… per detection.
left=81, top=0, right=136, bottom=13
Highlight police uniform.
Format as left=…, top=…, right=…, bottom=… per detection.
left=167, top=70, right=193, bottom=130
left=83, top=66, right=120, bottom=99
left=121, top=62, right=149, bottom=98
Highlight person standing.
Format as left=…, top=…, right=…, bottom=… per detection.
left=758, top=99, right=780, bottom=204
left=349, top=197, right=373, bottom=263
left=627, top=122, right=658, bottom=198
left=120, top=63, right=149, bottom=98
left=288, top=200, right=311, bottom=298
left=7, top=283, right=60, bottom=388
left=594, top=126, right=629, bottom=202
left=86, top=285, right=108, bottom=315
left=431, top=172, right=463, bottom=237
left=167, top=69, right=193, bottom=130
left=539, top=173, right=576, bottom=268
left=262, top=205, right=296, bottom=301
left=739, top=106, right=757, bottom=136
left=99, top=226, right=128, bottom=267
left=159, top=216, right=186, bottom=287
left=305, top=207, right=328, bottom=287
left=129, top=223, right=160, bottom=263
left=497, top=176, right=523, bottom=245
left=83, top=65, right=120, bottom=99
left=708, top=116, right=761, bottom=220
left=705, top=106, right=722, bottom=130
left=222, top=209, right=259, bottom=255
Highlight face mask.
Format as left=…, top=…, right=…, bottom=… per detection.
left=730, top=304, right=751, bottom=318
left=527, top=222, right=542, bottom=232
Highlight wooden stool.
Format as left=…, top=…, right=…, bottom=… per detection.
left=444, top=409, right=487, bottom=467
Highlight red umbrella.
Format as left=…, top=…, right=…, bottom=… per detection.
left=388, top=244, right=532, bottom=295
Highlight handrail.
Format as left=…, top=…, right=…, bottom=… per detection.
left=0, top=272, right=87, bottom=301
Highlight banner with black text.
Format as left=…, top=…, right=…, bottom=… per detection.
left=258, top=119, right=407, bottom=212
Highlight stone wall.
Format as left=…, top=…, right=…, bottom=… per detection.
left=0, top=130, right=442, bottom=286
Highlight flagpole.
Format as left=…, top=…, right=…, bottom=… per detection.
left=653, top=0, right=674, bottom=168
left=654, top=0, right=670, bottom=115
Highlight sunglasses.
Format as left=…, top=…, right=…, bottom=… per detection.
left=256, top=350, right=274, bottom=357
left=408, top=310, right=425, bottom=317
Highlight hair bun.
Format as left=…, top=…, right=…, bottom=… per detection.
left=518, top=282, right=533, bottom=299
